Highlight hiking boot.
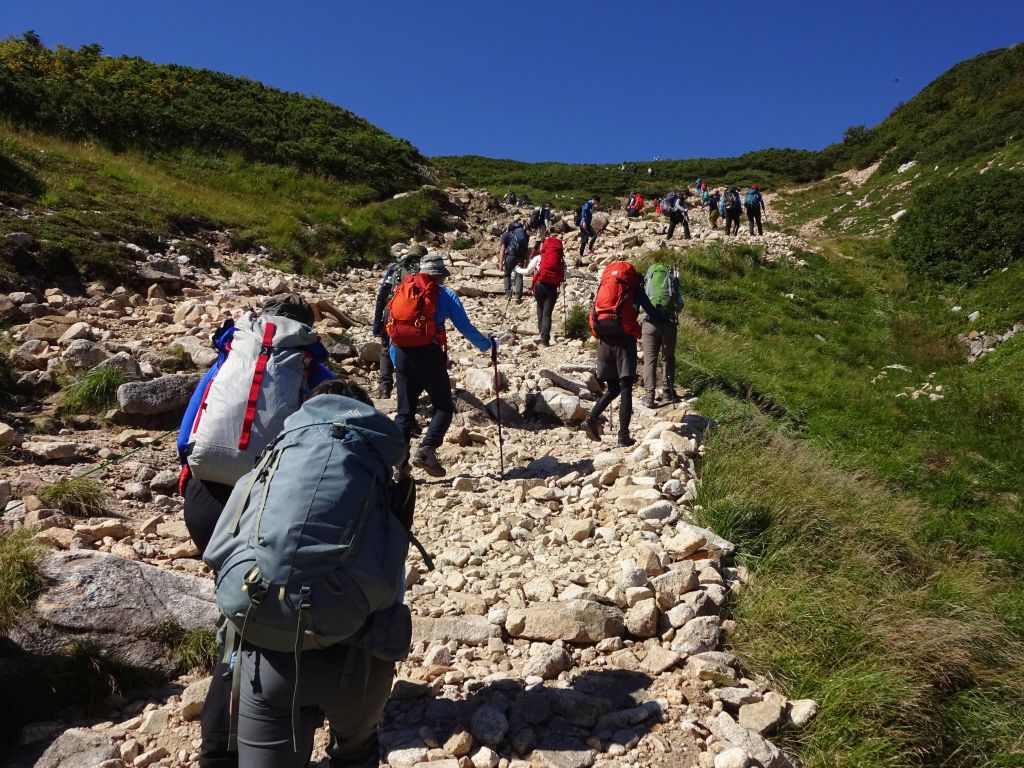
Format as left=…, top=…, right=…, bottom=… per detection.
left=617, top=434, right=636, bottom=448
left=376, top=383, right=392, bottom=399
left=394, top=459, right=411, bottom=481
left=662, top=389, right=680, bottom=403
left=587, top=248, right=596, bottom=256
left=640, top=393, right=656, bottom=409
left=582, top=416, right=602, bottom=442
left=412, top=446, right=445, bottom=477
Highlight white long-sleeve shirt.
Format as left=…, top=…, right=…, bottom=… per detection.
left=515, top=255, right=541, bottom=276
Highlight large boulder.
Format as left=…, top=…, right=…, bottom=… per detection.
left=532, top=389, right=586, bottom=423
left=505, top=600, right=624, bottom=643
left=116, top=373, right=202, bottom=415
left=61, top=339, right=108, bottom=369
left=20, top=315, right=79, bottom=344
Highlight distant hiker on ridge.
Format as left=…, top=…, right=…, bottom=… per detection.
left=720, top=186, right=742, bottom=236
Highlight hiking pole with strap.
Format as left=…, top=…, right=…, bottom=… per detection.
left=490, top=337, right=505, bottom=480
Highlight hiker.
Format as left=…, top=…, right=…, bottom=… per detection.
left=745, top=184, right=765, bottom=235
left=388, top=253, right=493, bottom=476
left=706, top=190, right=721, bottom=229
left=577, top=195, right=600, bottom=257
left=175, top=294, right=336, bottom=768
left=625, top=192, right=645, bottom=218
left=583, top=261, right=664, bottom=447
left=527, top=203, right=552, bottom=235
left=662, top=191, right=691, bottom=240
left=641, top=262, right=684, bottom=407
left=503, top=190, right=517, bottom=205
left=499, top=220, right=530, bottom=301
left=519, top=192, right=532, bottom=207
left=372, top=244, right=427, bottom=398
left=203, top=379, right=417, bottom=768
left=515, top=235, right=566, bottom=346
left=177, top=293, right=334, bottom=556
left=720, top=187, right=743, bottom=235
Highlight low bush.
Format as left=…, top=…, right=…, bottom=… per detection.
left=451, top=236, right=474, bottom=251
left=891, top=170, right=1024, bottom=284
left=40, top=476, right=107, bottom=516
left=149, top=622, right=218, bottom=672
left=563, top=303, right=590, bottom=340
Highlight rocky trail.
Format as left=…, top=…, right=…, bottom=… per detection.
left=2, top=190, right=816, bottom=768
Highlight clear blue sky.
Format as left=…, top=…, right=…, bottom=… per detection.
left=3, top=2, right=1022, bottom=163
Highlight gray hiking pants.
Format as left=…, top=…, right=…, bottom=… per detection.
left=236, top=643, right=395, bottom=768
left=642, top=320, right=677, bottom=397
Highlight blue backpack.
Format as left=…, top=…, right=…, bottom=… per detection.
left=745, top=190, right=760, bottom=208
left=505, top=224, right=528, bottom=261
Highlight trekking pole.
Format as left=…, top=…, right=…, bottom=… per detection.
left=490, top=337, right=505, bottom=480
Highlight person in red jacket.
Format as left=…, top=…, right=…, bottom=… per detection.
left=516, top=236, right=566, bottom=345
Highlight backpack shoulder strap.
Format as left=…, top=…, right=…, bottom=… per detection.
left=238, top=322, right=276, bottom=450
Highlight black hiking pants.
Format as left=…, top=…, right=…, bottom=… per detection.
left=534, top=281, right=559, bottom=344
left=182, top=472, right=233, bottom=556
left=642, top=320, right=678, bottom=398
left=724, top=211, right=742, bottom=235
left=746, top=205, right=763, bottom=235
left=579, top=223, right=597, bottom=256
left=378, top=331, right=393, bottom=390
left=394, top=344, right=454, bottom=449
left=503, top=254, right=524, bottom=299
left=666, top=210, right=690, bottom=240
left=589, top=377, right=634, bottom=440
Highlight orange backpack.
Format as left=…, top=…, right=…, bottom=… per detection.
left=589, top=261, right=641, bottom=339
left=386, top=273, right=440, bottom=348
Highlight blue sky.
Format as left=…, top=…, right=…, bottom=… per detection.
left=3, top=2, right=1021, bottom=163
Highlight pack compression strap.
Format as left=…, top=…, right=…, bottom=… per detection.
left=238, top=322, right=276, bottom=450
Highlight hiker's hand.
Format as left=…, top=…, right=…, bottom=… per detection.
left=372, top=321, right=382, bottom=337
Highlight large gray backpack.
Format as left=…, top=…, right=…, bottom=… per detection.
left=203, top=394, right=412, bottom=654
left=186, top=314, right=319, bottom=486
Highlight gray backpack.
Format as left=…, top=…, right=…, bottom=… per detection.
left=203, top=394, right=413, bottom=654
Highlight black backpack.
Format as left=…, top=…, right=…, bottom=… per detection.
left=573, top=206, right=583, bottom=227
left=724, top=189, right=740, bottom=213
left=528, top=207, right=543, bottom=229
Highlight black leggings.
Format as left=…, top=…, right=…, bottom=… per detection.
left=590, top=377, right=634, bottom=439
left=579, top=223, right=597, bottom=255
left=534, top=281, right=559, bottom=343
left=183, top=473, right=233, bottom=556
left=667, top=210, right=690, bottom=239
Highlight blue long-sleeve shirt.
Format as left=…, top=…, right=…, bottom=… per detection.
left=389, top=285, right=490, bottom=362
left=580, top=200, right=595, bottom=226
left=176, top=322, right=334, bottom=461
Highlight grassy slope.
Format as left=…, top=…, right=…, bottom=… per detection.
left=641, top=229, right=1023, bottom=766
left=0, top=125, right=449, bottom=288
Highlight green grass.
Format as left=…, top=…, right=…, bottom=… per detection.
left=59, top=365, right=125, bottom=414
left=39, top=477, right=107, bottom=516
left=0, top=529, right=45, bottom=632
left=148, top=622, right=218, bottom=672
left=661, top=234, right=1024, bottom=766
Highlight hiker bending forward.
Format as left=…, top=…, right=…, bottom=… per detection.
left=387, top=254, right=492, bottom=477
left=203, top=381, right=416, bottom=768
left=516, top=235, right=567, bottom=346
left=583, top=261, right=664, bottom=447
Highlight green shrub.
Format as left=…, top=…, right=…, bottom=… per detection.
left=59, top=366, right=125, bottom=413
left=149, top=622, right=218, bottom=672
left=891, top=170, right=1024, bottom=284
left=451, top=236, right=474, bottom=251
left=564, top=303, right=590, bottom=340
left=40, top=477, right=107, bottom=516
left=0, top=530, right=45, bottom=632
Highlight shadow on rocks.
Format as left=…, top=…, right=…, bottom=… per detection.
left=381, top=669, right=663, bottom=766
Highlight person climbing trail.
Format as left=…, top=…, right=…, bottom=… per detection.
left=515, top=235, right=566, bottom=346
left=721, top=187, right=743, bottom=236
left=372, top=245, right=427, bottom=398
left=641, top=261, right=684, bottom=407
left=387, top=253, right=493, bottom=477
left=745, top=184, right=765, bottom=235
left=583, top=260, right=664, bottom=447
left=498, top=220, right=529, bottom=302
left=662, top=190, right=691, bottom=240
left=576, top=195, right=600, bottom=257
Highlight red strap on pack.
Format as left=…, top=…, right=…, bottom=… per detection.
left=237, top=322, right=275, bottom=450
left=190, top=375, right=218, bottom=435
left=178, top=464, right=191, bottom=496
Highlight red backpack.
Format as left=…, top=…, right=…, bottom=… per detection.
left=534, top=237, right=566, bottom=288
left=386, top=273, right=440, bottom=348
left=589, top=261, right=641, bottom=339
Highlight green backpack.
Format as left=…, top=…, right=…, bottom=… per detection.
left=645, top=262, right=680, bottom=311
